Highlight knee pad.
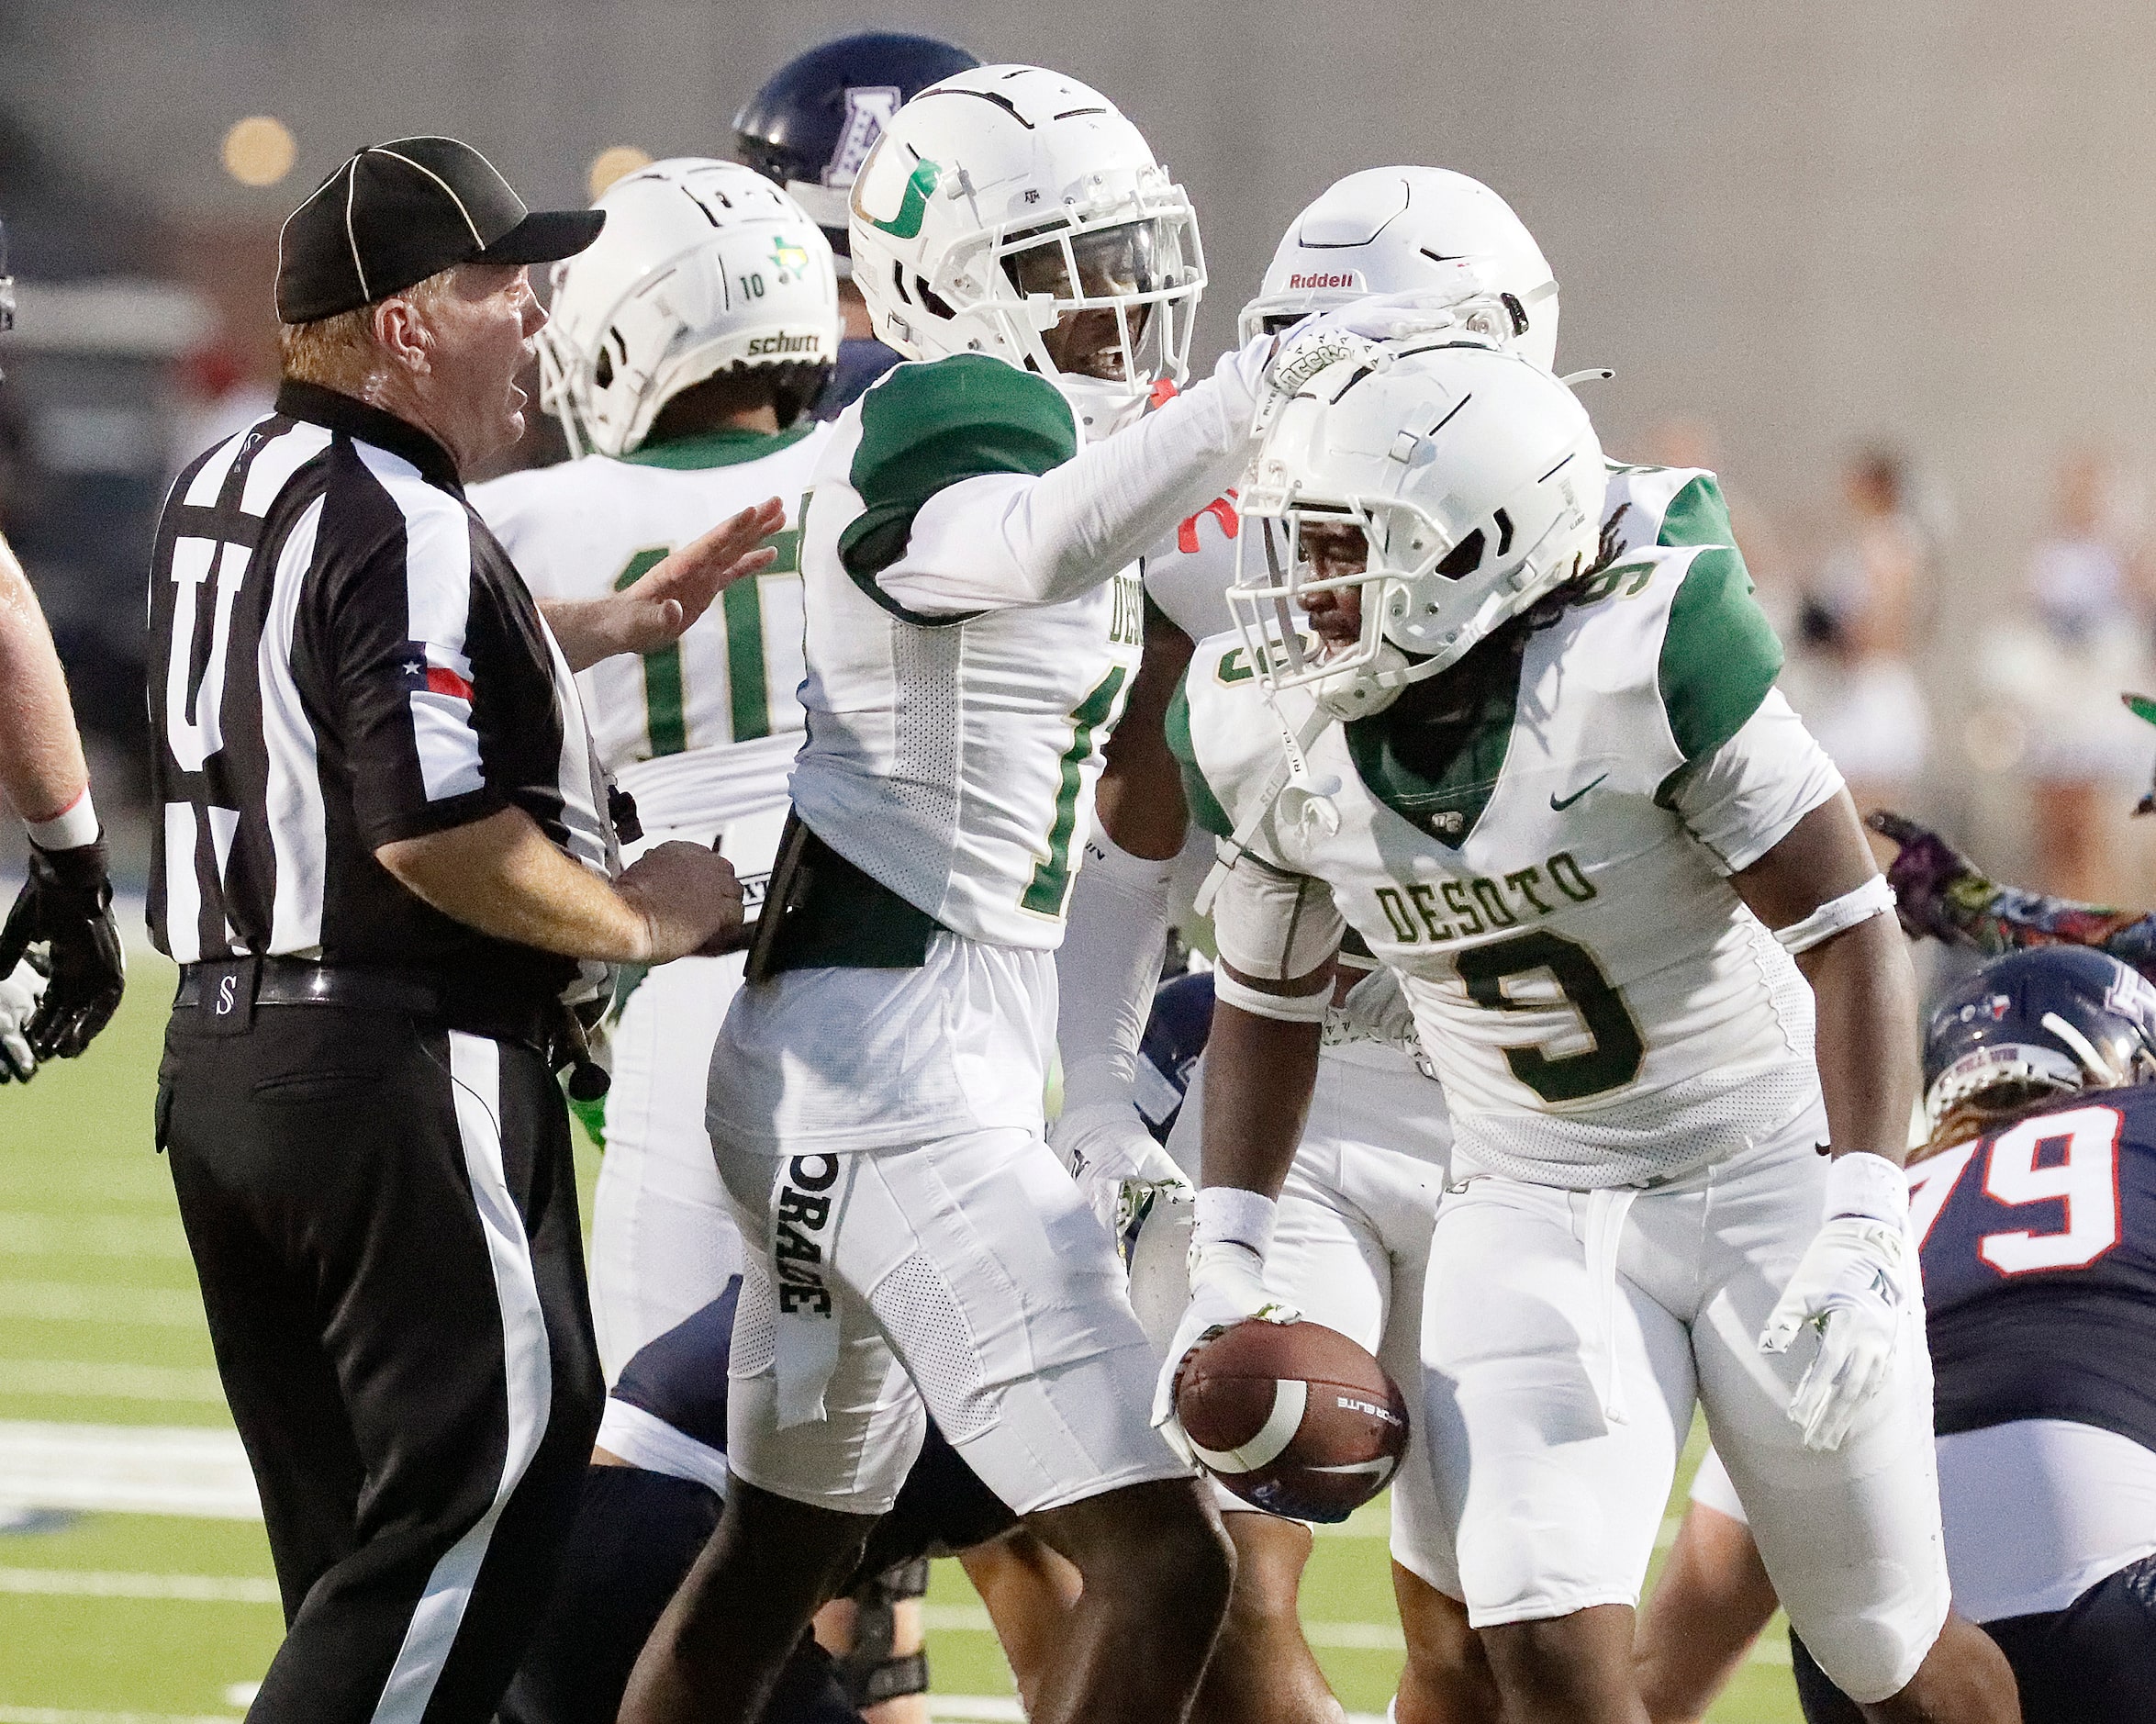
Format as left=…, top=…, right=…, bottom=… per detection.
left=1792, top=1609, right=1940, bottom=1709
left=830, top=1560, right=932, bottom=1707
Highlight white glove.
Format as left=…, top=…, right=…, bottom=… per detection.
left=0, top=959, right=45, bottom=1082
left=1759, top=1214, right=1912, bottom=1451
left=1151, top=1230, right=1301, bottom=1460
left=1324, top=964, right=1418, bottom=1054
left=1055, top=1100, right=1191, bottom=1234
left=1266, top=284, right=1513, bottom=402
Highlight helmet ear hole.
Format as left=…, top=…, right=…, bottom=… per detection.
left=1435, top=529, right=1485, bottom=580
left=917, top=278, right=955, bottom=320
left=891, top=260, right=914, bottom=307
left=594, top=347, right=614, bottom=389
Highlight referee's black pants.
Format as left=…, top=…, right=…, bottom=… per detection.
left=157, top=1000, right=604, bottom=1724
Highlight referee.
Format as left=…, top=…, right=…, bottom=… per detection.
left=146, top=138, right=779, bottom=1724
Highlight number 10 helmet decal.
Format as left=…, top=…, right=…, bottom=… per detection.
left=1229, top=341, right=1605, bottom=721
left=846, top=64, right=1205, bottom=437
left=538, top=158, right=840, bottom=458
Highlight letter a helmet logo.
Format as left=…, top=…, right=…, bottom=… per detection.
left=825, top=85, right=902, bottom=187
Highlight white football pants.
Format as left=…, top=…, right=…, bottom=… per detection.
left=1421, top=1120, right=1949, bottom=1705
left=587, top=949, right=746, bottom=1383
left=716, top=1126, right=1190, bottom=1517
left=1167, top=1038, right=1451, bottom=1583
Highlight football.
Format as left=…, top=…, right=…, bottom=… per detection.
left=1175, top=1319, right=1411, bottom=1523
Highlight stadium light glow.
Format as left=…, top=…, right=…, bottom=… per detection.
left=221, top=116, right=296, bottom=187
left=587, top=146, right=653, bottom=201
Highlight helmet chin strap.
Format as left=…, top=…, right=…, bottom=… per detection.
left=1314, top=643, right=1410, bottom=720
left=1056, top=373, right=1150, bottom=437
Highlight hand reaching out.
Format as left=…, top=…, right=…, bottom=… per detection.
left=544, top=498, right=788, bottom=670
left=1864, top=811, right=1988, bottom=946
left=610, top=498, right=787, bottom=655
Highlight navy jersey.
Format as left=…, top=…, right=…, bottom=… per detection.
left=1911, top=1084, right=2156, bottom=1450
left=606, top=1277, right=1016, bottom=1563
left=610, top=1276, right=743, bottom=1454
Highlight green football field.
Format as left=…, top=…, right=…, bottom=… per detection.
left=0, top=955, right=1802, bottom=1720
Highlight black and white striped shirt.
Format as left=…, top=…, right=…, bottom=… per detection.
left=147, top=380, right=612, bottom=1002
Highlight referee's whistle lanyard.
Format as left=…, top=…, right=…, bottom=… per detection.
left=767, top=1150, right=863, bottom=1427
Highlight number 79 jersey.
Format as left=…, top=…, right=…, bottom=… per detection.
left=1175, top=540, right=1844, bottom=1188
left=1911, top=1084, right=2156, bottom=1453
left=471, top=423, right=834, bottom=844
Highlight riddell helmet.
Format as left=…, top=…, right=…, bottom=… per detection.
left=1924, top=946, right=2156, bottom=1128
left=536, top=158, right=839, bottom=458
left=847, top=64, right=1206, bottom=437
left=1231, top=341, right=1604, bottom=718
left=1239, top=168, right=1558, bottom=370
left=733, top=31, right=981, bottom=277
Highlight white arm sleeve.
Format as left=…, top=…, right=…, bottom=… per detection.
left=1210, top=850, right=1347, bottom=985
left=875, top=338, right=1268, bottom=617
left=1055, top=826, right=1176, bottom=1113
left=1670, top=688, right=1846, bottom=875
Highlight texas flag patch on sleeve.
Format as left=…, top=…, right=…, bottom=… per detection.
left=399, top=643, right=475, bottom=702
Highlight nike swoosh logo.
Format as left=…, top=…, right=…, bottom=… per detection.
left=1550, top=774, right=1608, bottom=812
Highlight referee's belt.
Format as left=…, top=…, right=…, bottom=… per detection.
left=173, top=957, right=558, bottom=1051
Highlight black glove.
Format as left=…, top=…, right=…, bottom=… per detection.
left=0, top=835, right=125, bottom=1058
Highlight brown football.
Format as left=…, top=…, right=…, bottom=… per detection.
left=1175, top=1318, right=1410, bottom=1522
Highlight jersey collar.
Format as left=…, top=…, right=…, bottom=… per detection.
left=1344, top=644, right=1525, bottom=849
left=274, top=380, right=463, bottom=495
left=620, top=422, right=815, bottom=470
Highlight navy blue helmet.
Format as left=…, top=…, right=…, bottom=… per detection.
left=1924, top=946, right=2156, bottom=1128
left=732, top=32, right=981, bottom=270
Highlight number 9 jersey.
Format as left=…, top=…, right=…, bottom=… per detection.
left=473, top=421, right=834, bottom=864
left=1173, top=539, right=1846, bottom=1188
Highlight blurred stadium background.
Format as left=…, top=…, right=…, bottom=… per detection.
left=6, top=2, right=2156, bottom=1718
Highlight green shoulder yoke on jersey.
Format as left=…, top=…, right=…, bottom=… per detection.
left=1606, top=462, right=1739, bottom=551
left=621, top=422, right=817, bottom=470
left=1165, top=669, right=1234, bottom=840
left=1657, top=543, right=1783, bottom=775
left=839, top=354, right=1078, bottom=624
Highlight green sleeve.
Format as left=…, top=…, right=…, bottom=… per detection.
left=838, top=354, right=1078, bottom=594
left=1165, top=672, right=1235, bottom=839
left=1658, top=545, right=1784, bottom=762
left=1656, top=471, right=1739, bottom=550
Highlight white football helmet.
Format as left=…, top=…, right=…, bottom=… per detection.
left=847, top=64, right=1205, bottom=436
left=1230, top=341, right=1605, bottom=718
left=537, top=158, right=840, bottom=457
left=1238, top=168, right=1558, bottom=371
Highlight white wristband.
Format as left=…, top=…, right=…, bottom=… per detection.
left=1824, top=1151, right=1910, bottom=1226
left=1195, top=1186, right=1277, bottom=1257
left=26, top=788, right=98, bottom=853
left=1212, top=966, right=1332, bottom=1024
left=1775, top=875, right=1894, bottom=956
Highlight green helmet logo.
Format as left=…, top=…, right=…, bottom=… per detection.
left=868, top=158, right=941, bottom=241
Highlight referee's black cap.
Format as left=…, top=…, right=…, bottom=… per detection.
left=275, top=137, right=604, bottom=325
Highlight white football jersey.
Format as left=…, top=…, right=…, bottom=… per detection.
left=1139, top=460, right=1740, bottom=646
left=474, top=424, right=833, bottom=884
left=1176, top=539, right=1844, bottom=1188
left=1138, top=459, right=1752, bottom=1115
left=788, top=356, right=1145, bottom=949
